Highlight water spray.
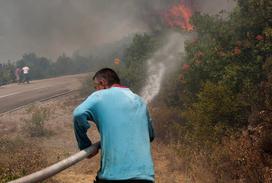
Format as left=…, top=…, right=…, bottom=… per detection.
left=141, top=31, right=193, bottom=103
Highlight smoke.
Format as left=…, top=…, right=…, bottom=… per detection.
left=194, top=0, right=236, bottom=14
left=140, top=0, right=236, bottom=103
left=0, top=0, right=174, bottom=62
left=0, top=0, right=236, bottom=62
left=141, top=31, right=193, bottom=103
left=0, top=0, right=150, bottom=62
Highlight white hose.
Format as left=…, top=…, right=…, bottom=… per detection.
left=9, top=142, right=100, bottom=183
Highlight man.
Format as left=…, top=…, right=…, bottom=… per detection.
left=22, top=65, right=30, bottom=83
left=15, top=67, right=21, bottom=84
left=73, top=68, right=155, bottom=183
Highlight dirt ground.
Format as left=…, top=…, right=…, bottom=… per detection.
left=0, top=93, right=184, bottom=183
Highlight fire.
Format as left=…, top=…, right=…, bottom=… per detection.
left=182, top=63, right=190, bottom=71
left=114, top=58, right=121, bottom=65
left=163, top=1, right=193, bottom=31
left=255, top=35, right=264, bottom=41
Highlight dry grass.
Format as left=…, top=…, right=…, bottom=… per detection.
left=6, top=92, right=271, bottom=183
left=0, top=137, right=48, bottom=182
left=151, top=102, right=272, bottom=183
left=180, top=124, right=272, bottom=183
left=0, top=94, right=185, bottom=182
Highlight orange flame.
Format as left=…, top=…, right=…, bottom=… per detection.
left=163, top=1, right=193, bottom=31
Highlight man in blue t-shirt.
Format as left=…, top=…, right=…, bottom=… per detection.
left=73, top=68, right=155, bottom=183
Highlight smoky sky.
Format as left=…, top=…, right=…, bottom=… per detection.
left=0, top=0, right=235, bottom=62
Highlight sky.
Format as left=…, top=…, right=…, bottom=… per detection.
left=0, top=0, right=235, bottom=63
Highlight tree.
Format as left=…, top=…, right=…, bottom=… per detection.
left=16, top=53, right=52, bottom=79
left=117, top=34, right=157, bottom=93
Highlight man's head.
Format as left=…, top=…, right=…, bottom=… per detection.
left=93, top=68, right=120, bottom=90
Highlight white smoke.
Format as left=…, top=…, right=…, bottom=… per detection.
left=141, top=31, right=193, bottom=103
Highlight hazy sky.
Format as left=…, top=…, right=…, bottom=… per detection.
left=0, top=0, right=235, bottom=62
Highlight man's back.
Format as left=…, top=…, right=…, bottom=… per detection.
left=22, top=66, right=30, bottom=74
left=73, top=86, right=154, bottom=181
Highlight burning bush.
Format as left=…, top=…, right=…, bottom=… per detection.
left=151, top=0, right=272, bottom=182
left=163, top=1, right=193, bottom=31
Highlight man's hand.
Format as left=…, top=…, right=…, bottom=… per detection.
left=87, top=142, right=100, bottom=159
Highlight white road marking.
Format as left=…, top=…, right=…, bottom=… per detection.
left=0, top=92, right=21, bottom=98
left=0, top=86, right=50, bottom=99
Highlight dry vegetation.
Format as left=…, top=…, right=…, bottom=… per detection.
left=0, top=93, right=185, bottom=183
left=151, top=102, right=272, bottom=183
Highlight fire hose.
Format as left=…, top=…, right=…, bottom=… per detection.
left=8, top=142, right=100, bottom=183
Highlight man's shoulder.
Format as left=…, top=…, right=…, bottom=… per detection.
left=88, top=90, right=103, bottom=98
left=88, top=88, right=146, bottom=104
left=120, top=88, right=147, bottom=105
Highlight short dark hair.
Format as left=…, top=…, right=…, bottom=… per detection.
left=93, top=68, right=120, bottom=86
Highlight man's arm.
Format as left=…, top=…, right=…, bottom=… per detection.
left=73, top=108, right=92, bottom=150
left=73, top=94, right=98, bottom=150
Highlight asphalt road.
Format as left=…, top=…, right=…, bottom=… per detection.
left=0, top=74, right=87, bottom=113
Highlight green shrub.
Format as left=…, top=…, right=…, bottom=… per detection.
left=116, top=33, right=157, bottom=93
left=23, top=106, right=51, bottom=137
left=151, top=0, right=272, bottom=182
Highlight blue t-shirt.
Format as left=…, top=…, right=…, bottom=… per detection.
left=73, top=87, right=155, bottom=181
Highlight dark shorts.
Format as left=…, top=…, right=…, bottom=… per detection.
left=94, top=177, right=154, bottom=183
